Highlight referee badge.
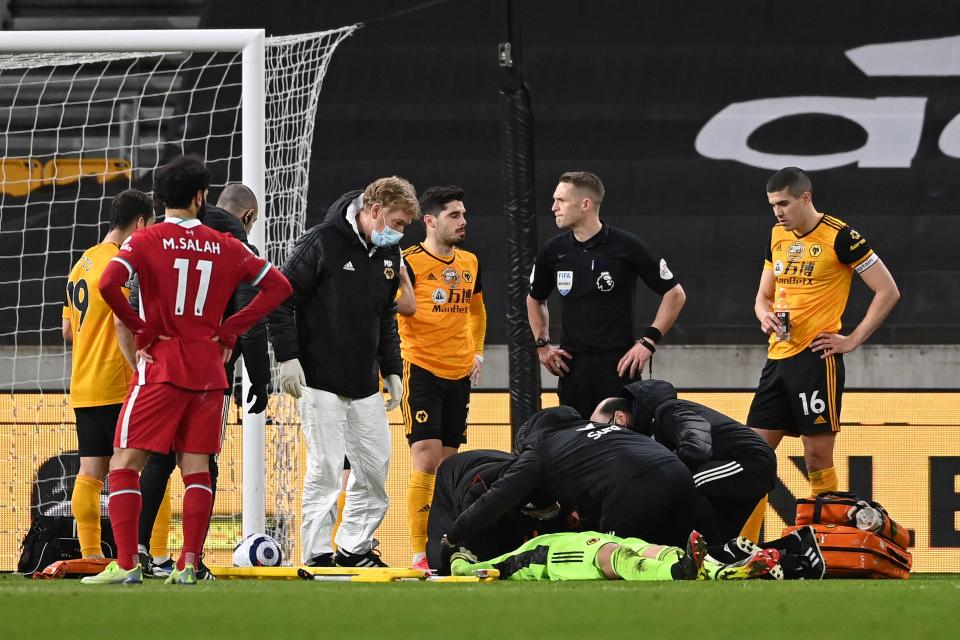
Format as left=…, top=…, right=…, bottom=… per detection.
left=557, top=270, right=573, bottom=296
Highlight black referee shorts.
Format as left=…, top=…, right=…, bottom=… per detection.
left=402, top=361, right=471, bottom=448
left=557, top=349, right=640, bottom=420
left=747, top=349, right=844, bottom=437
left=74, top=404, right=123, bottom=457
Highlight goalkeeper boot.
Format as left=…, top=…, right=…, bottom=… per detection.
left=81, top=561, right=143, bottom=585
left=164, top=564, right=197, bottom=586
left=713, top=548, right=782, bottom=580
left=449, top=548, right=479, bottom=577
left=707, top=536, right=761, bottom=565
left=677, top=530, right=707, bottom=580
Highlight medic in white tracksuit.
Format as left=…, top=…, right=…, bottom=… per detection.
left=269, top=182, right=416, bottom=566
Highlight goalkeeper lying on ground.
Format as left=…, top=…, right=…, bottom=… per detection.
left=448, top=530, right=782, bottom=581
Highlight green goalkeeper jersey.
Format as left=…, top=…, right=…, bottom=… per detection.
left=456, top=531, right=678, bottom=582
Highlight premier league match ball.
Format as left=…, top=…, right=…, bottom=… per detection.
left=233, top=533, right=283, bottom=567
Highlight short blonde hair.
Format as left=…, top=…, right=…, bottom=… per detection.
left=362, top=176, right=420, bottom=219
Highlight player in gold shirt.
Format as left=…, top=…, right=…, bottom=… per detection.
left=741, top=168, right=899, bottom=540
left=397, top=186, right=486, bottom=570
left=62, top=189, right=155, bottom=558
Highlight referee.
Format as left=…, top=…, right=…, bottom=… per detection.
left=527, top=171, right=686, bottom=420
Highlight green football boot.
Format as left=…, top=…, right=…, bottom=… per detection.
left=164, top=563, right=197, bottom=586
left=80, top=561, right=143, bottom=585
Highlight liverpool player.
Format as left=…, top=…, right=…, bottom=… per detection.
left=82, top=156, right=291, bottom=585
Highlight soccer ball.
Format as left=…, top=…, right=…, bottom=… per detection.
left=233, top=533, right=283, bottom=567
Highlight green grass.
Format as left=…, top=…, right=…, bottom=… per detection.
left=2, top=573, right=958, bottom=639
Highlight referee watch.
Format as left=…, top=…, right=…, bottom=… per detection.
left=535, top=337, right=551, bottom=348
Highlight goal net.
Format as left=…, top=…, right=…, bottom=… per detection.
left=0, top=26, right=356, bottom=570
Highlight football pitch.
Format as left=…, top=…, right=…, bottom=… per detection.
left=1, top=573, right=957, bottom=639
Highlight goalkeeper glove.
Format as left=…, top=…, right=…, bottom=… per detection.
left=246, top=384, right=269, bottom=415
left=278, top=359, right=306, bottom=399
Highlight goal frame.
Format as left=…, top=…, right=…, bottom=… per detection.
left=0, top=29, right=270, bottom=537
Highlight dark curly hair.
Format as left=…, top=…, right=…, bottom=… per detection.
left=153, top=155, right=210, bottom=209
left=418, top=185, right=465, bottom=218
left=109, top=188, right=155, bottom=230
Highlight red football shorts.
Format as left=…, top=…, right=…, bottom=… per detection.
left=114, top=382, right=228, bottom=454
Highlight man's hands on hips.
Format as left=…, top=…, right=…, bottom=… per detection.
left=811, top=332, right=859, bottom=358
left=470, top=355, right=483, bottom=387
left=384, top=374, right=402, bottom=411
left=537, top=344, right=572, bottom=376
left=135, top=333, right=170, bottom=364
left=278, top=359, right=306, bottom=399
left=617, top=340, right=654, bottom=378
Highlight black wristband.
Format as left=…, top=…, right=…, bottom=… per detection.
left=642, top=326, right=663, bottom=344
left=638, top=337, right=657, bottom=354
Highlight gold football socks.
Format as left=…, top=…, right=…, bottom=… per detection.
left=72, top=474, right=104, bottom=558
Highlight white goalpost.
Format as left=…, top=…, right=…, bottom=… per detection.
left=0, top=26, right=356, bottom=569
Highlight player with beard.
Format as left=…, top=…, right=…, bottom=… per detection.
left=397, top=186, right=486, bottom=569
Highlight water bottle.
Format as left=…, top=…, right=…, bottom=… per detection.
left=854, top=506, right=883, bottom=532
left=774, top=287, right=791, bottom=342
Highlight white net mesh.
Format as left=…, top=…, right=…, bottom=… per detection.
left=0, top=26, right=356, bottom=570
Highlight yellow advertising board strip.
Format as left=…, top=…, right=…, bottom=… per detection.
left=1, top=392, right=958, bottom=572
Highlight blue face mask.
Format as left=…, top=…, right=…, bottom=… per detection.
left=371, top=222, right=404, bottom=247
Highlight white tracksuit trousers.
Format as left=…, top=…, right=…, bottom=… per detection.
left=298, top=387, right=391, bottom=562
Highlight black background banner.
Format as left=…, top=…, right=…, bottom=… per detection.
left=6, top=1, right=960, bottom=345
left=208, top=0, right=960, bottom=345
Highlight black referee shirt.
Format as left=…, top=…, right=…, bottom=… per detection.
left=529, top=223, right=678, bottom=353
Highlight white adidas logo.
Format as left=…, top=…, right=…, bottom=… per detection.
left=343, top=261, right=355, bottom=271
left=804, top=547, right=821, bottom=567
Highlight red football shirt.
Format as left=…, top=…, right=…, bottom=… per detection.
left=105, top=217, right=273, bottom=391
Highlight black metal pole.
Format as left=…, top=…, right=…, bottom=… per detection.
left=500, top=0, right=540, bottom=441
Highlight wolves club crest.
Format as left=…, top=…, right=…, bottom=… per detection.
left=441, top=267, right=460, bottom=287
